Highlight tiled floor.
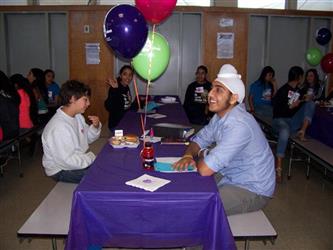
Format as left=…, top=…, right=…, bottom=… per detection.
left=0, top=137, right=332, bottom=250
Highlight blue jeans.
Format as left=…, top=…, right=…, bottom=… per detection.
left=273, top=101, right=315, bottom=157
left=51, top=167, right=89, bottom=183
left=255, top=104, right=273, bottom=121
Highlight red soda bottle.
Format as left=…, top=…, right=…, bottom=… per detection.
left=140, top=142, right=155, bottom=170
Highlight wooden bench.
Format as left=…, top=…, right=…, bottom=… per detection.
left=228, top=210, right=277, bottom=250
left=288, top=136, right=333, bottom=179
left=17, top=182, right=77, bottom=250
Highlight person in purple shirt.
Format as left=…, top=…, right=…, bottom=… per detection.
left=174, top=64, right=275, bottom=215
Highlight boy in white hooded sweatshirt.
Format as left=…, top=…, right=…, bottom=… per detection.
left=42, top=80, right=101, bottom=183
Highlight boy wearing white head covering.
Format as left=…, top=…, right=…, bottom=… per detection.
left=174, top=64, right=275, bottom=215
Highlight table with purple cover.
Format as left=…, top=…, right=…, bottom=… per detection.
left=65, top=97, right=236, bottom=250
left=307, top=106, right=333, bottom=148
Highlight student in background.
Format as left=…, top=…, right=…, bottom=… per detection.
left=272, top=66, right=315, bottom=183
left=27, top=68, right=48, bottom=105
left=44, top=69, right=60, bottom=105
left=104, top=65, right=134, bottom=131
left=248, top=66, right=277, bottom=119
left=183, top=65, right=212, bottom=127
left=10, top=74, right=38, bottom=129
left=0, top=71, right=20, bottom=140
left=42, top=80, right=101, bottom=183
left=27, top=68, right=49, bottom=124
left=300, top=68, right=325, bottom=102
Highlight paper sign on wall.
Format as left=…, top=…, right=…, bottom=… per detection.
left=217, top=32, right=234, bottom=59
left=219, top=18, right=234, bottom=27
left=85, top=43, right=100, bottom=64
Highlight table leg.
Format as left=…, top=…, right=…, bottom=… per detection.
left=51, top=238, right=57, bottom=250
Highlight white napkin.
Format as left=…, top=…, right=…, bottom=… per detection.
left=146, top=113, right=167, bottom=119
left=125, top=174, right=171, bottom=192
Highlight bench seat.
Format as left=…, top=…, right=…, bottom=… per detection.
left=288, top=137, right=333, bottom=179
left=228, top=210, right=277, bottom=250
left=17, top=182, right=77, bottom=250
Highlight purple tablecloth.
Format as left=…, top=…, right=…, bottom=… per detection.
left=65, top=97, right=236, bottom=250
left=308, top=106, right=333, bottom=148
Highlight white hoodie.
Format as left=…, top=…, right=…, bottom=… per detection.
left=42, top=108, right=101, bottom=176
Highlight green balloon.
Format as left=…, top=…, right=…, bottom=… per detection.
left=132, top=31, right=170, bottom=81
left=306, top=48, right=322, bottom=66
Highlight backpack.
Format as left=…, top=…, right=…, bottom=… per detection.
left=0, top=91, right=19, bottom=140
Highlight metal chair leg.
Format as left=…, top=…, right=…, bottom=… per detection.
left=288, top=143, right=294, bottom=180
left=17, top=141, right=23, bottom=177
left=306, top=156, right=310, bottom=179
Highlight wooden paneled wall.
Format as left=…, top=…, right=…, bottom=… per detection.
left=68, top=9, right=113, bottom=123
left=203, top=10, right=248, bottom=84
left=1, top=5, right=333, bottom=123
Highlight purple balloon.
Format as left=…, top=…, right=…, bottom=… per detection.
left=103, top=5, right=148, bottom=59
left=316, top=27, right=332, bottom=46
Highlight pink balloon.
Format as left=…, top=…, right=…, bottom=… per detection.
left=135, top=0, right=177, bottom=24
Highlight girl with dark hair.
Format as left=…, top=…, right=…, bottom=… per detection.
left=104, top=65, right=134, bottom=130
left=183, top=65, right=212, bottom=126
left=10, top=74, right=38, bottom=128
left=248, top=66, right=277, bottom=118
left=0, top=71, right=20, bottom=140
left=301, top=68, right=325, bottom=102
left=27, top=68, right=48, bottom=103
left=44, top=69, right=60, bottom=104
left=27, top=68, right=49, bottom=123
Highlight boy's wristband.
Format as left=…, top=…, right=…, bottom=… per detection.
left=182, top=154, right=193, bottom=159
left=198, top=148, right=208, bottom=158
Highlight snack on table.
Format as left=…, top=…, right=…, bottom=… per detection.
left=110, top=137, right=122, bottom=145
left=124, top=134, right=139, bottom=143
left=109, top=134, right=139, bottom=148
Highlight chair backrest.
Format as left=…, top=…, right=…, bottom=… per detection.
left=0, top=93, right=19, bottom=140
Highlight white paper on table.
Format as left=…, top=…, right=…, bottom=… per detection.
left=140, top=130, right=162, bottom=143
left=146, top=113, right=167, bottom=119
left=125, top=174, right=171, bottom=192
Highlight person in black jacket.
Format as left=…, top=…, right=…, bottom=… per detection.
left=0, top=71, right=20, bottom=140
left=272, top=66, right=315, bottom=183
left=183, top=65, right=212, bottom=126
left=104, top=65, right=134, bottom=131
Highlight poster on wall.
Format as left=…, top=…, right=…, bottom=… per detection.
left=85, top=43, right=101, bottom=64
left=219, top=18, right=234, bottom=27
left=217, top=32, right=234, bottom=59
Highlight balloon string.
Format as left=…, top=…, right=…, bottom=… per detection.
left=133, top=75, right=145, bottom=136
left=143, top=24, right=156, bottom=143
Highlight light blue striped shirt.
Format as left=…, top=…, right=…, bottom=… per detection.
left=192, top=104, right=275, bottom=197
